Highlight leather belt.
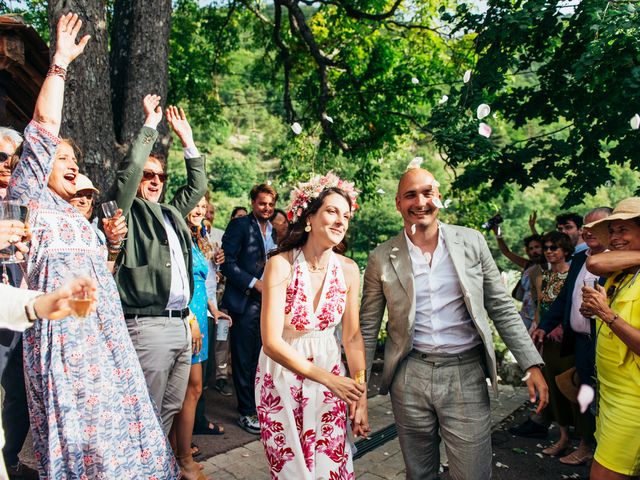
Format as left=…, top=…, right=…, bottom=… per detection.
left=124, top=307, right=190, bottom=320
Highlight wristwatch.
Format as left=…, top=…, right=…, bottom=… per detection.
left=24, top=295, right=42, bottom=323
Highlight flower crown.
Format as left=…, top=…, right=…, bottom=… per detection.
left=286, top=172, right=359, bottom=223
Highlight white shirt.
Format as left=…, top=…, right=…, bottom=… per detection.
left=570, top=250, right=600, bottom=335
left=405, top=230, right=482, bottom=354
left=163, top=213, right=190, bottom=310
left=0, top=284, right=38, bottom=480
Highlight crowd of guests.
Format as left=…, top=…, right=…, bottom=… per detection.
left=493, top=208, right=640, bottom=478
left=0, top=11, right=638, bottom=480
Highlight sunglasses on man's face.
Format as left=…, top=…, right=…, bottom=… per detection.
left=142, top=170, right=167, bottom=182
left=0, top=152, right=11, bottom=164
left=543, top=245, right=559, bottom=251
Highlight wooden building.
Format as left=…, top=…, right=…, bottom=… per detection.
left=0, top=15, right=48, bottom=131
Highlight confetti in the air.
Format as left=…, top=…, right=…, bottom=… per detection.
left=411, top=77, right=420, bottom=84
left=631, top=114, right=640, bottom=130
left=438, top=95, right=449, bottom=105
left=406, top=157, right=423, bottom=170
left=577, top=384, right=595, bottom=414
left=463, top=70, right=472, bottom=83
left=444, top=199, right=452, bottom=208
left=495, top=462, right=509, bottom=469
left=323, top=113, right=334, bottom=124
left=291, top=122, right=302, bottom=135
left=521, top=372, right=531, bottom=382
left=376, top=188, right=385, bottom=194
left=411, top=224, right=417, bottom=235
left=476, top=104, right=491, bottom=120
left=432, top=198, right=444, bottom=209
left=478, top=122, right=492, bottom=138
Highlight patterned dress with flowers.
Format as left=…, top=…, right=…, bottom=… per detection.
left=8, top=122, right=179, bottom=479
left=255, top=250, right=354, bottom=480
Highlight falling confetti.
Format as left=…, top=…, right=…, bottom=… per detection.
left=535, top=453, right=544, bottom=458
left=476, top=104, right=491, bottom=120
left=444, top=199, right=452, bottom=208
left=323, top=113, right=334, bottom=123
left=432, top=198, right=444, bottom=209
left=391, top=247, right=399, bottom=252
left=521, top=372, right=531, bottom=382
left=390, top=254, right=397, bottom=259
left=406, top=157, right=423, bottom=170
left=631, top=113, right=640, bottom=130
left=411, top=77, right=420, bottom=84
left=411, top=224, right=417, bottom=235
left=376, top=188, right=385, bottom=194
left=577, top=384, right=595, bottom=414
left=291, top=122, right=302, bottom=134
left=495, top=462, right=509, bottom=469
left=463, top=70, right=472, bottom=83
left=438, top=95, right=449, bottom=105
left=478, top=122, right=492, bottom=138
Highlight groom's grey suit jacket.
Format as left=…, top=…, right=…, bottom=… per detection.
left=360, top=223, right=543, bottom=394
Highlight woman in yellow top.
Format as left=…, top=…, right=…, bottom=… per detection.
left=582, top=197, right=640, bottom=480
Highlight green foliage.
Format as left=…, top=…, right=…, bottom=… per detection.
left=0, top=0, right=49, bottom=40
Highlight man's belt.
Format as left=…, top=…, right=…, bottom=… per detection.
left=124, top=307, right=190, bottom=320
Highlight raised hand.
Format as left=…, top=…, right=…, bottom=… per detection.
left=52, top=13, right=91, bottom=67
left=102, top=209, right=127, bottom=245
left=529, top=210, right=538, bottom=234
left=35, top=276, right=97, bottom=320
left=143, top=94, right=163, bottom=129
left=166, top=106, right=194, bottom=148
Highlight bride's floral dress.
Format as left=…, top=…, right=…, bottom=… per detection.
left=255, top=250, right=355, bottom=480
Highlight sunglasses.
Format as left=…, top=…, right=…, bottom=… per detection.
left=543, top=245, right=559, bottom=251
left=142, top=170, right=168, bottom=182
left=0, top=152, right=11, bottom=164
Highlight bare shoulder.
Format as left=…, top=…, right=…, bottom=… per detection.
left=265, top=252, right=294, bottom=284
left=336, top=254, right=360, bottom=279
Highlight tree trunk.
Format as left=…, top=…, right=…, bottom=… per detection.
left=48, top=0, right=118, bottom=196
left=47, top=0, right=172, bottom=197
left=110, top=0, right=172, bottom=153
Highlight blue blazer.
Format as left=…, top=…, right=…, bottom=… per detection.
left=220, top=214, right=276, bottom=314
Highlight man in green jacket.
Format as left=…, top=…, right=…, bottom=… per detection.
left=108, top=95, right=207, bottom=433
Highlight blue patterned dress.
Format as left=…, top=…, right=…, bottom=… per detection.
left=188, top=243, right=209, bottom=364
left=8, top=122, right=179, bottom=480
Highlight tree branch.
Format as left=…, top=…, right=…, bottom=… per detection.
left=237, top=0, right=273, bottom=26
left=512, top=123, right=574, bottom=144
left=273, top=0, right=295, bottom=123
left=337, top=0, right=404, bottom=21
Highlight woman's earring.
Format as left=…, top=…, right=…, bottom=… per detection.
left=304, top=222, right=312, bottom=233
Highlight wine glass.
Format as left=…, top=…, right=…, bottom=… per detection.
left=63, top=261, right=95, bottom=349
left=0, top=200, right=29, bottom=265
left=101, top=200, right=118, bottom=219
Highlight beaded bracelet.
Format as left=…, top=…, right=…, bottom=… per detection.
left=46, top=64, right=67, bottom=81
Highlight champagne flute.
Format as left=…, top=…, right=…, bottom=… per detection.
left=101, top=200, right=118, bottom=219
left=0, top=200, right=29, bottom=264
left=64, top=263, right=95, bottom=350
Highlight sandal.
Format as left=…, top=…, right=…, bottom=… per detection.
left=190, top=442, right=201, bottom=457
left=559, top=450, right=593, bottom=465
left=193, top=421, right=225, bottom=436
left=542, top=441, right=569, bottom=456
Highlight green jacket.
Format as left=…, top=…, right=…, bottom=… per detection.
left=109, top=126, right=207, bottom=316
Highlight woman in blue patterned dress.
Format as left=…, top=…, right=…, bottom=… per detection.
left=170, top=196, right=226, bottom=479
left=8, top=14, right=178, bottom=479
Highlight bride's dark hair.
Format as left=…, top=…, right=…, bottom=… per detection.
left=272, top=187, right=352, bottom=257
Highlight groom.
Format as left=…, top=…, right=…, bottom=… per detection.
left=360, top=167, right=548, bottom=480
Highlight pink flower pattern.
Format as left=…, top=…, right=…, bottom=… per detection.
left=255, top=250, right=354, bottom=479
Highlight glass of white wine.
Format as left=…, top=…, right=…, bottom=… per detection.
left=63, top=262, right=95, bottom=352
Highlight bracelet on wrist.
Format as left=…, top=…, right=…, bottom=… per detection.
left=47, top=64, right=68, bottom=81
left=354, top=369, right=366, bottom=385
left=605, top=314, right=619, bottom=327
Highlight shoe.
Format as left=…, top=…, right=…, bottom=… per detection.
left=193, top=421, right=225, bottom=435
left=237, top=414, right=260, bottom=434
left=508, top=418, right=549, bottom=438
left=215, top=379, right=232, bottom=397
left=559, top=450, right=593, bottom=465
left=542, top=441, right=570, bottom=456
left=7, top=462, right=39, bottom=480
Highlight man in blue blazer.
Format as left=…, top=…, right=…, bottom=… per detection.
left=532, top=207, right=611, bottom=465
left=220, top=183, right=277, bottom=433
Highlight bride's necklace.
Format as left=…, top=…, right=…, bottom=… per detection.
left=307, top=261, right=327, bottom=273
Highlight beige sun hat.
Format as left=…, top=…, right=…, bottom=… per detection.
left=75, top=173, right=100, bottom=194
left=584, top=197, right=640, bottom=246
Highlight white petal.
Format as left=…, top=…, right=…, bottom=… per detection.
left=266, top=180, right=272, bottom=185
left=410, top=224, right=417, bottom=235
left=521, top=372, right=531, bottom=382
left=478, top=122, right=492, bottom=138
left=391, top=247, right=399, bottom=252
left=476, top=103, right=491, bottom=120
left=406, top=157, right=423, bottom=170
left=377, top=157, right=384, bottom=164
left=630, top=113, right=640, bottom=130
left=323, top=113, right=334, bottom=124
left=438, top=95, right=449, bottom=105
left=411, top=77, right=419, bottom=84
left=495, top=462, right=509, bottom=469
left=432, top=179, right=440, bottom=188
left=390, top=254, right=397, bottom=259
left=443, top=199, right=452, bottom=208
left=463, top=70, right=472, bottom=83
left=376, top=188, right=385, bottom=194
left=291, top=122, right=302, bottom=135
left=577, top=384, right=595, bottom=414
left=432, top=198, right=444, bottom=209
left=535, top=453, right=544, bottom=458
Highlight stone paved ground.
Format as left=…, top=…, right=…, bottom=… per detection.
left=199, top=385, right=530, bottom=479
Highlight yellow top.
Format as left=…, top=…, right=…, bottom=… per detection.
left=599, top=272, right=640, bottom=387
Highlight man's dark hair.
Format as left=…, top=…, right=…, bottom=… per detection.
left=250, top=183, right=278, bottom=202
left=230, top=206, right=247, bottom=219
left=555, top=212, right=583, bottom=229
left=271, top=208, right=288, bottom=221
left=523, top=234, right=542, bottom=248
left=148, top=152, right=167, bottom=172
left=541, top=231, right=574, bottom=260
